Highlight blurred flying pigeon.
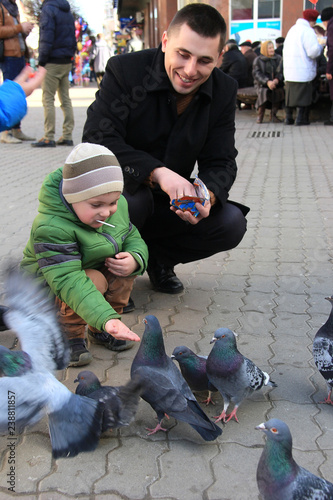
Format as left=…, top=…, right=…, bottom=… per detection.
left=206, top=328, right=277, bottom=423
left=313, top=296, right=333, bottom=405
left=256, top=418, right=333, bottom=500
left=130, top=315, right=222, bottom=441
left=0, top=269, right=103, bottom=458
left=171, top=346, right=218, bottom=405
left=74, top=370, right=142, bottom=432
left=0, top=305, right=9, bottom=331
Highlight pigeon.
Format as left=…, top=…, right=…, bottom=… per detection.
left=0, top=305, right=9, bottom=331
left=256, top=418, right=333, bottom=500
left=0, top=268, right=103, bottom=458
left=312, top=296, right=333, bottom=405
left=171, top=346, right=218, bottom=405
left=74, top=370, right=142, bottom=432
left=206, top=328, right=277, bottom=423
left=130, top=315, right=222, bottom=441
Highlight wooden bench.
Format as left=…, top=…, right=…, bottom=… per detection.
left=237, top=86, right=257, bottom=109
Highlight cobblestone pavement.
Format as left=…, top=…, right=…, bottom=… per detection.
left=0, top=85, right=333, bottom=500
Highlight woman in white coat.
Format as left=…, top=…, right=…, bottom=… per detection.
left=283, top=9, right=323, bottom=125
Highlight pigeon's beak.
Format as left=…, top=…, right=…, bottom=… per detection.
left=210, top=337, right=217, bottom=344
left=255, top=422, right=266, bottom=431
left=74, top=377, right=78, bottom=383
left=171, top=355, right=175, bottom=359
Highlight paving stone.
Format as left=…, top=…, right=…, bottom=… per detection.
left=0, top=89, right=333, bottom=500
left=94, top=437, right=168, bottom=498
left=150, top=440, right=218, bottom=500
left=40, top=439, right=114, bottom=495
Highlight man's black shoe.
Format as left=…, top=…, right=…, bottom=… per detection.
left=56, top=137, right=74, bottom=146
left=31, top=138, right=56, bottom=147
left=147, top=262, right=184, bottom=294
left=0, top=305, right=9, bottom=331
left=122, top=297, right=135, bottom=313
left=88, top=329, right=134, bottom=351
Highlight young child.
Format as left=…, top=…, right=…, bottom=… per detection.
left=21, top=143, right=148, bottom=367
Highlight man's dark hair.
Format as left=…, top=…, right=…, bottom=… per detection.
left=168, top=3, right=227, bottom=53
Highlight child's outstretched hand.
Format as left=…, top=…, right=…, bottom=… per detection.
left=105, top=252, right=139, bottom=277
left=105, top=318, right=140, bottom=342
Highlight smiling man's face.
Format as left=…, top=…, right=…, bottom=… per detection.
left=161, top=23, right=222, bottom=95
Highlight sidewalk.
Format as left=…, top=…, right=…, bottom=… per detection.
left=0, top=84, right=333, bottom=500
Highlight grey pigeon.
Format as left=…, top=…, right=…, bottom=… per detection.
left=0, top=269, right=103, bottom=458
left=130, top=315, right=222, bottom=440
left=74, top=370, right=142, bottom=432
left=171, top=346, right=218, bottom=405
left=206, top=328, right=277, bottom=422
left=313, top=296, right=333, bottom=405
left=256, top=418, right=333, bottom=500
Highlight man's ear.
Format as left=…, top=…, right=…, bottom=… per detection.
left=161, top=31, right=168, bottom=52
left=216, top=52, right=223, bottom=67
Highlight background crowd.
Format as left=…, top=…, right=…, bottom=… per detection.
left=219, top=8, right=333, bottom=127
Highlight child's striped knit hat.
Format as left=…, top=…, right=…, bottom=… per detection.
left=62, top=143, right=124, bottom=203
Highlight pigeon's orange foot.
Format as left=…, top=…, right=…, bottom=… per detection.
left=319, top=391, right=333, bottom=405
left=213, top=410, right=227, bottom=423
left=146, top=422, right=168, bottom=435
left=224, top=407, right=239, bottom=423
left=202, top=394, right=215, bottom=406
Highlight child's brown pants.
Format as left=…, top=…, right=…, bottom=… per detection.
left=55, top=267, right=135, bottom=340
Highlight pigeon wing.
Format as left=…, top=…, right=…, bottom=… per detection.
left=0, top=375, right=48, bottom=433
left=313, top=337, right=333, bottom=385
left=133, top=364, right=220, bottom=433
left=244, top=357, right=266, bottom=391
left=4, top=270, right=69, bottom=372
left=295, top=466, right=333, bottom=499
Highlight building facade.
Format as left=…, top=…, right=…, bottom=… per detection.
left=118, top=0, right=331, bottom=48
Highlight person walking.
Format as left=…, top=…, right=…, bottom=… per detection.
left=252, top=40, right=284, bottom=123
left=31, top=0, right=76, bottom=148
left=0, top=0, right=35, bottom=144
left=91, top=33, right=113, bottom=88
left=283, top=9, right=323, bottom=126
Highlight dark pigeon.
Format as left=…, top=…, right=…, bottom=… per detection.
left=0, top=269, right=103, bottom=458
left=0, top=305, right=9, bottom=331
left=206, top=328, right=277, bottom=423
left=313, top=296, right=333, bottom=405
left=256, top=418, right=333, bottom=500
left=130, top=315, right=222, bottom=441
left=171, top=345, right=218, bottom=405
left=74, top=370, right=142, bottom=432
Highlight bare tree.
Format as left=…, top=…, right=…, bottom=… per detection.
left=22, top=0, right=85, bottom=26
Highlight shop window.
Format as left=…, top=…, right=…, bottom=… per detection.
left=231, top=0, right=253, bottom=20
left=258, top=0, right=280, bottom=19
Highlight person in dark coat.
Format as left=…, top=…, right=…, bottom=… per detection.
left=321, top=7, right=333, bottom=125
left=239, top=41, right=257, bottom=86
left=252, top=41, right=261, bottom=55
left=83, top=3, right=249, bottom=297
left=31, top=0, right=76, bottom=147
left=252, top=40, right=284, bottom=123
left=220, top=39, right=248, bottom=88
left=274, top=37, right=284, bottom=56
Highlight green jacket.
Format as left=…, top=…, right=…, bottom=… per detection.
left=21, top=167, right=148, bottom=330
